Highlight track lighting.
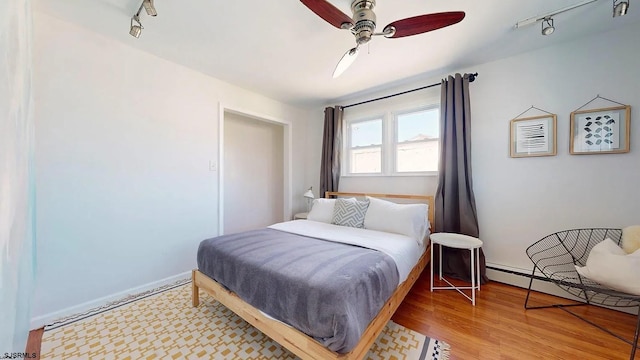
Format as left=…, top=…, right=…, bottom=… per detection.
left=613, top=0, right=630, bottom=17
left=143, top=0, right=157, bottom=17
left=130, top=15, right=143, bottom=38
left=541, top=18, right=555, bottom=36
left=514, top=0, right=630, bottom=36
left=129, top=0, right=157, bottom=38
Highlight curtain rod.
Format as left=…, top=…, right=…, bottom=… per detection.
left=342, top=72, right=478, bottom=109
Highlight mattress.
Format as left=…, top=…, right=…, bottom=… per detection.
left=197, top=221, right=424, bottom=353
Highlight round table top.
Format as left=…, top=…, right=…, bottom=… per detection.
left=430, top=232, right=483, bottom=249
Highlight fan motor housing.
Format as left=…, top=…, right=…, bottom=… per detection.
left=351, top=0, right=377, bottom=44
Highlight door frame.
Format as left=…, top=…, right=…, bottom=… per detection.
left=218, top=103, right=292, bottom=235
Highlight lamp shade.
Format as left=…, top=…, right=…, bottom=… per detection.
left=541, top=18, right=554, bottom=35
left=130, top=25, right=142, bottom=38
left=303, top=187, right=315, bottom=199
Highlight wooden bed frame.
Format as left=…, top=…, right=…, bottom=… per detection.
left=192, top=192, right=434, bottom=360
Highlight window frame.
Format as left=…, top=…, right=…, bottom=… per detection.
left=345, top=116, right=385, bottom=176
left=343, top=103, right=440, bottom=177
left=392, top=105, right=441, bottom=176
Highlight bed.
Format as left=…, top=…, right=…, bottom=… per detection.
left=192, top=192, right=434, bottom=360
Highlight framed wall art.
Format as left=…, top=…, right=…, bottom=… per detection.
left=510, top=114, right=557, bottom=158
left=570, top=105, right=631, bottom=155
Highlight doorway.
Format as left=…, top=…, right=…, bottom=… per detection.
left=219, top=108, right=290, bottom=235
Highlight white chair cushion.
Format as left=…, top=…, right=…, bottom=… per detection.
left=575, top=238, right=640, bottom=296
left=622, top=225, right=640, bottom=254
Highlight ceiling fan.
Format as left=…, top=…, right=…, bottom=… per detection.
left=300, top=0, right=465, bottom=78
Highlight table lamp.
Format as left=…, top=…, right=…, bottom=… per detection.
left=303, top=187, right=315, bottom=211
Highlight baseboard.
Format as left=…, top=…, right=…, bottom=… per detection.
left=30, top=271, right=192, bottom=330
left=486, top=263, right=636, bottom=315
left=486, top=263, right=582, bottom=300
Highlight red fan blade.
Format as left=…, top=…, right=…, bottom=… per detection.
left=384, top=12, right=465, bottom=38
left=300, top=0, right=354, bottom=29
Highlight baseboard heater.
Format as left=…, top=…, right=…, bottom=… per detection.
left=486, top=265, right=549, bottom=282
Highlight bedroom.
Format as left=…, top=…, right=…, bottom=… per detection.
left=2, top=0, right=639, bottom=359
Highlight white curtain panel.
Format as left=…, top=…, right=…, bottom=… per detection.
left=0, top=0, right=35, bottom=352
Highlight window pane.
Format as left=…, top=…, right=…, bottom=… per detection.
left=397, top=109, right=439, bottom=143
left=350, top=147, right=381, bottom=173
left=395, top=108, right=439, bottom=173
left=397, top=142, right=439, bottom=172
left=351, top=119, right=382, bottom=147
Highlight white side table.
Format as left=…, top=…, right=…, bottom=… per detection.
left=430, top=232, right=483, bottom=306
left=293, top=212, right=308, bottom=220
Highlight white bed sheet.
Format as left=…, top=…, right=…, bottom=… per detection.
left=268, top=220, right=427, bottom=283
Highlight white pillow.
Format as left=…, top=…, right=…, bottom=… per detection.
left=575, top=238, right=640, bottom=295
left=363, top=197, right=429, bottom=245
left=622, top=225, right=640, bottom=254
left=307, top=198, right=336, bottom=223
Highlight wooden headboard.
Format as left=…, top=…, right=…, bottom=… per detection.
left=325, top=191, right=435, bottom=229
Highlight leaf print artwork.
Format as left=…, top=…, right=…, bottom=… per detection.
left=576, top=110, right=620, bottom=152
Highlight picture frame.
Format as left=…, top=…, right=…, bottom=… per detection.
left=570, top=105, right=631, bottom=155
left=510, top=114, right=557, bottom=158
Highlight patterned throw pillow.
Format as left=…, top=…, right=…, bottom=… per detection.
left=331, top=198, right=370, bottom=228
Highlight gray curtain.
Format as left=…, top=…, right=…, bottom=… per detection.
left=434, top=73, right=487, bottom=283
left=320, top=106, right=343, bottom=198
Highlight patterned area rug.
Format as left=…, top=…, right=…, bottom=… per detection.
left=41, top=282, right=450, bottom=359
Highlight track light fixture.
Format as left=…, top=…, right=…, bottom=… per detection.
left=130, top=15, right=143, bottom=38
left=129, top=0, right=157, bottom=38
left=143, top=0, right=157, bottom=16
left=613, top=0, right=630, bottom=17
left=515, top=0, right=630, bottom=36
left=541, top=18, right=555, bottom=35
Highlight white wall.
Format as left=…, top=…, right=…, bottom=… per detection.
left=32, top=12, right=311, bottom=326
left=0, top=0, right=35, bottom=351
left=471, top=21, right=640, bottom=273
left=305, top=107, right=325, bottom=198
left=308, top=21, right=640, bottom=278
left=223, top=112, right=284, bottom=234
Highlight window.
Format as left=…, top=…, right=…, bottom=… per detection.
left=345, top=106, right=439, bottom=176
left=347, top=118, right=383, bottom=174
left=395, top=108, right=440, bottom=173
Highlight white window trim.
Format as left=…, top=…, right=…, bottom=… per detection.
left=345, top=116, right=385, bottom=175
left=343, top=104, right=440, bottom=177
left=392, top=105, right=440, bottom=176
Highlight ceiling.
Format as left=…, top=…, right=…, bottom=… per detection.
left=34, top=0, right=638, bottom=107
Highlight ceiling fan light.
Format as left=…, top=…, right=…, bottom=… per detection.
left=613, top=0, right=629, bottom=16
left=332, top=47, right=359, bottom=78
left=541, top=18, right=555, bottom=35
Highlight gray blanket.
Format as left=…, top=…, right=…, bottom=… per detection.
left=197, top=228, right=399, bottom=353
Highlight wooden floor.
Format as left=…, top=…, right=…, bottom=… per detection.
left=28, top=270, right=638, bottom=360
left=26, top=326, right=43, bottom=360
left=393, top=270, right=639, bottom=360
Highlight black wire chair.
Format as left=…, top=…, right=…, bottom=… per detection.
left=524, top=228, right=640, bottom=360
